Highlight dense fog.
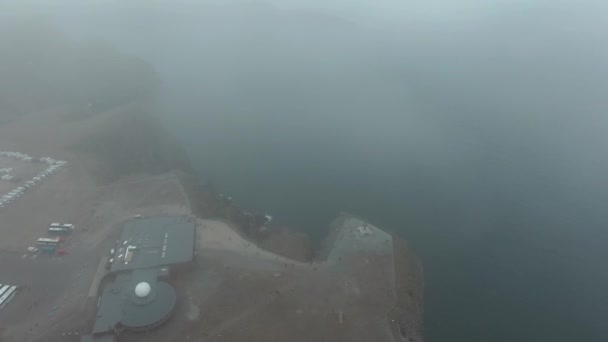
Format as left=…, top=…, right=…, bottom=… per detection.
left=2, top=0, right=608, bottom=341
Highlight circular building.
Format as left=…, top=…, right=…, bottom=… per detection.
left=120, top=279, right=177, bottom=331
left=91, top=269, right=178, bottom=336
left=88, top=216, right=195, bottom=339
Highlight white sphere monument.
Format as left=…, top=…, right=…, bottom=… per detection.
left=134, top=282, right=151, bottom=298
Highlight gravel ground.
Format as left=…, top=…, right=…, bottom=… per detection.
left=0, top=108, right=423, bottom=342
left=0, top=107, right=194, bottom=341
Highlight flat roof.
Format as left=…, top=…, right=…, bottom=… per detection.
left=110, top=216, right=195, bottom=272
left=92, top=269, right=176, bottom=334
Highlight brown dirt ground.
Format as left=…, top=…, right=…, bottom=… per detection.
left=0, top=107, right=424, bottom=342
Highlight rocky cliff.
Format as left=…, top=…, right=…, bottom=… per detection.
left=73, top=101, right=424, bottom=341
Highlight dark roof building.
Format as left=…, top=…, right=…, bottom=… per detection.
left=82, top=216, right=195, bottom=341
left=111, top=216, right=195, bottom=272
left=92, top=269, right=177, bottom=334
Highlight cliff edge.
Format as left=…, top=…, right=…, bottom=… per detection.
left=0, top=102, right=423, bottom=341
left=87, top=111, right=425, bottom=341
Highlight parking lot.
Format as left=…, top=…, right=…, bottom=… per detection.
left=0, top=245, right=99, bottom=341
left=0, top=108, right=194, bottom=341
left=0, top=169, right=193, bottom=341
left=0, top=151, right=67, bottom=210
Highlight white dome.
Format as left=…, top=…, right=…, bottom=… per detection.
left=134, top=282, right=151, bottom=298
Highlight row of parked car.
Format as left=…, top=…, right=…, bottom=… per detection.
left=0, top=167, right=14, bottom=181
left=24, top=163, right=65, bottom=188
left=0, top=151, right=33, bottom=162
left=0, top=151, right=68, bottom=209
left=0, top=151, right=67, bottom=166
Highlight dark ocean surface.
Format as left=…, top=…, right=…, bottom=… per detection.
left=165, top=100, right=608, bottom=341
